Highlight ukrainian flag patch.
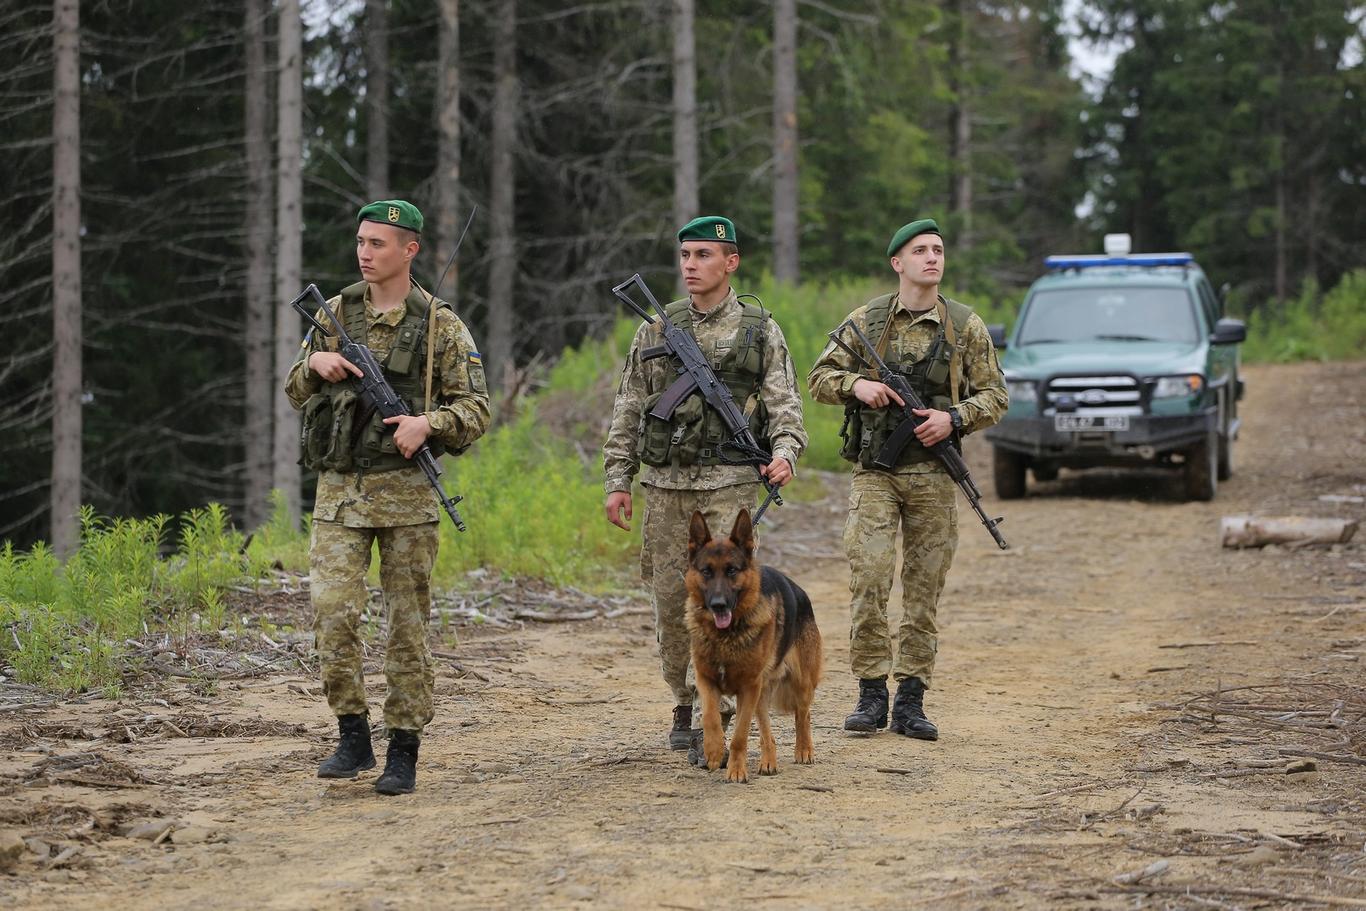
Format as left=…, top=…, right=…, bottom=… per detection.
left=468, top=352, right=482, bottom=364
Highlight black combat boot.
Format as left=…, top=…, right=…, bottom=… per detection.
left=843, top=678, right=889, bottom=733
left=374, top=729, right=420, bottom=795
left=669, top=705, right=692, bottom=751
left=889, top=677, right=938, bottom=741
left=317, top=713, right=376, bottom=779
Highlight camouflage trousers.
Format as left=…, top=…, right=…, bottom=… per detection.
left=310, top=520, right=438, bottom=732
left=843, top=469, right=958, bottom=687
left=640, top=484, right=754, bottom=726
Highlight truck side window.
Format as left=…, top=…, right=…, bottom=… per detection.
left=1196, top=282, right=1219, bottom=330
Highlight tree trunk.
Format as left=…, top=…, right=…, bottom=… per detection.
left=771, top=0, right=799, bottom=284
left=51, top=0, right=82, bottom=557
left=672, top=0, right=698, bottom=239
left=946, top=0, right=973, bottom=249
left=1272, top=77, right=1286, bottom=303
left=365, top=0, right=389, bottom=200
left=243, top=0, right=274, bottom=530
left=486, top=0, right=517, bottom=392
left=434, top=0, right=461, bottom=301
left=273, top=0, right=303, bottom=523
left=1274, top=166, right=1286, bottom=302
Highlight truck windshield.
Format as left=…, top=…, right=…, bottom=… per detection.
left=1017, top=287, right=1198, bottom=345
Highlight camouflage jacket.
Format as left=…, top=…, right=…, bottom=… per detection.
left=285, top=283, right=492, bottom=527
left=603, top=288, right=808, bottom=493
left=807, top=292, right=1008, bottom=474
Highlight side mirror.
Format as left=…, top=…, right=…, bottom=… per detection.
left=1211, top=317, right=1246, bottom=345
left=987, top=323, right=1008, bottom=350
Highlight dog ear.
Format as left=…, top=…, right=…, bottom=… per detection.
left=729, top=508, right=754, bottom=556
left=688, top=510, right=711, bottom=557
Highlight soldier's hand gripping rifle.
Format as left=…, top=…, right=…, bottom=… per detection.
left=828, top=319, right=1008, bottom=550
left=612, top=273, right=784, bottom=524
left=290, top=284, right=467, bottom=532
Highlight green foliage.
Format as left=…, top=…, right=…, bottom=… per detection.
left=1238, top=270, right=1366, bottom=363
left=245, top=491, right=311, bottom=575
left=436, top=412, right=638, bottom=588
left=0, top=506, right=256, bottom=692
left=1083, top=0, right=1364, bottom=306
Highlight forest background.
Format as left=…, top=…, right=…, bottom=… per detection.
left=0, top=0, right=1363, bottom=681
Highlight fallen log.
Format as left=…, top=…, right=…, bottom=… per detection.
left=1220, top=515, right=1357, bottom=549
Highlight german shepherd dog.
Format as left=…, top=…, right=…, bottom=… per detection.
left=685, top=508, right=822, bottom=783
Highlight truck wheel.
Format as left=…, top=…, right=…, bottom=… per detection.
left=1183, top=431, right=1218, bottom=501
left=993, top=448, right=1027, bottom=500
left=1032, top=462, right=1059, bottom=482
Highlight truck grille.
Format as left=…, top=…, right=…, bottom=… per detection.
left=1044, top=375, right=1142, bottom=416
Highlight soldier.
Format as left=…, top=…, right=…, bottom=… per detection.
left=603, top=215, right=808, bottom=765
left=807, top=218, right=1006, bottom=741
left=285, top=199, right=491, bottom=795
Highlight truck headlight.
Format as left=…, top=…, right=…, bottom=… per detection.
left=1150, top=374, right=1203, bottom=398
left=1007, top=379, right=1038, bottom=404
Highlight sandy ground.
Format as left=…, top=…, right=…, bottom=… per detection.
left=2, top=361, right=1364, bottom=910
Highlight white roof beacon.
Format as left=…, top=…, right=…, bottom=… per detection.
left=1103, top=233, right=1132, bottom=256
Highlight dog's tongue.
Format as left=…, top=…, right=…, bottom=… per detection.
left=713, top=610, right=733, bottom=630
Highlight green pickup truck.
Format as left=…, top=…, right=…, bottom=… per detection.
left=985, top=237, right=1246, bottom=501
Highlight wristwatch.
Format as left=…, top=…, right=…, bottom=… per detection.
left=948, top=407, right=963, bottom=432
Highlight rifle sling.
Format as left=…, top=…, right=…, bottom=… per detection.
left=936, top=296, right=961, bottom=407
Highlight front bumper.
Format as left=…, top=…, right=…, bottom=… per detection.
left=985, top=410, right=1216, bottom=464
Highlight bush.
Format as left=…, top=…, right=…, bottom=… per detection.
left=0, top=506, right=257, bottom=691
left=1238, top=270, right=1366, bottom=363
left=436, top=411, right=638, bottom=588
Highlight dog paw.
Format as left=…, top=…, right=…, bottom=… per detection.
left=794, top=749, right=814, bottom=765
left=758, top=760, right=778, bottom=776
left=725, top=765, right=749, bottom=784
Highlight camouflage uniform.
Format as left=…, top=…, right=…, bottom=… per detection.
left=285, top=283, right=491, bottom=732
left=808, top=294, right=1006, bottom=687
left=604, top=288, right=807, bottom=723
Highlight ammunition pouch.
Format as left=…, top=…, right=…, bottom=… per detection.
left=301, top=387, right=359, bottom=473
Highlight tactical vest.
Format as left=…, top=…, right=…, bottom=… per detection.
left=637, top=298, right=771, bottom=470
left=299, top=282, right=450, bottom=474
left=840, top=293, right=973, bottom=469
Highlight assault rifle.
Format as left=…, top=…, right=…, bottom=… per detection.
left=291, top=284, right=467, bottom=532
left=828, top=318, right=1008, bottom=549
left=612, top=273, right=784, bottom=524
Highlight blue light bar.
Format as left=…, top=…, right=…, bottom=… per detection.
left=1045, top=253, right=1195, bottom=270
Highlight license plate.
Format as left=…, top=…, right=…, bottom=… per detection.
left=1055, top=414, right=1129, bottom=432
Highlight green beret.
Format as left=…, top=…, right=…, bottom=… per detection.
left=677, top=215, right=739, bottom=248
left=886, top=218, right=943, bottom=258
left=357, top=199, right=424, bottom=234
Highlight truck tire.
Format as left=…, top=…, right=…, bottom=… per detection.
left=993, top=447, right=1027, bottom=500
left=1217, top=415, right=1234, bottom=481
left=1183, top=431, right=1218, bottom=501
left=1032, top=462, right=1059, bottom=482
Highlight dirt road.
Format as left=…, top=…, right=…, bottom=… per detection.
left=3, top=362, right=1363, bottom=909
